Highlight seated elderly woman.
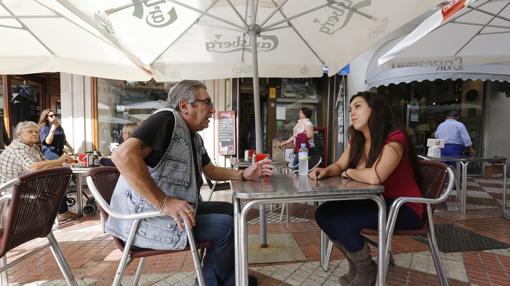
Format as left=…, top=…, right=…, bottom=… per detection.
left=0, top=121, right=75, bottom=222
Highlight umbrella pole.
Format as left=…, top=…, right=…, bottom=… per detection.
left=251, top=34, right=263, bottom=154
left=249, top=0, right=269, bottom=253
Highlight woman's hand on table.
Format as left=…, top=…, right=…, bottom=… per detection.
left=243, top=158, right=274, bottom=180
left=309, top=167, right=327, bottom=180
left=340, top=169, right=352, bottom=179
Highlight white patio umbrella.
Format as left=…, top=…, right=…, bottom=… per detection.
left=0, top=0, right=150, bottom=80
left=379, top=0, right=510, bottom=66
left=57, top=0, right=441, bottom=153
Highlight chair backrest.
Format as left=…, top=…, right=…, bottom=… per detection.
left=86, top=167, right=120, bottom=220
left=205, top=177, right=214, bottom=189
left=0, top=167, right=72, bottom=257
left=309, top=154, right=322, bottom=170
left=417, top=160, right=449, bottom=213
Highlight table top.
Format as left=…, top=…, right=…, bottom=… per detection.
left=427, top=156, right=507, bottom=163
left=232, top=159, right=289, bottom=169
left=231, top=174, right=383, bottom=199
left=69, top=166, right=92, bottom=174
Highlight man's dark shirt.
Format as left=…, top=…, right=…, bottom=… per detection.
left=131, top=111, right=210, bottom=189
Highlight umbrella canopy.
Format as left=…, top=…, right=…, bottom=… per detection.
left=379, top=0, right=510, bottom=66
left=0, top=0, right=150, bottom=80
left=59, top=0, right=441, bottom=80
left=58, top=0, right=441, bottom=152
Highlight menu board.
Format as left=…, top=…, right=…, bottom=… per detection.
left=217, top=111, right=236, bottom=156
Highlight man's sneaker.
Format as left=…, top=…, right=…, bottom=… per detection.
left=57, top=211, right=79, bottom=222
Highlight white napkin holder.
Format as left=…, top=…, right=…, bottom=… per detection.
left=426, top=138, right=445, bottom=158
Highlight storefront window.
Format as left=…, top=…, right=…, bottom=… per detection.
left=97, top=79, right=171, bottom=155
left=276, top=78, right=322, bottom=140
left=378, top=79, right=485, bottom=157
left=9, top=78, right=41, bottom=130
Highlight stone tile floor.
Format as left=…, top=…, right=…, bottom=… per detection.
left=4, top=176, right=510, bottom=285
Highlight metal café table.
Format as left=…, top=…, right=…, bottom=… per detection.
left=69, top=166, right=91, bottom=217
left=428, top=156, right=507, bottom=215
left=231, top=174, right=386, bottom=286
left=231, top=159, right=292, bottom=247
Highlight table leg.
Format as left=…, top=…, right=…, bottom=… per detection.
left=503, top=163, right=509, bottom=219
left=373, top=195, right=386, bottom=286
left=239, top=202, right=251, bottom=286
left=460, top=161, right=470, bottom=214
left=455, top=162, right=462, bottom=207
left=76, top=173, right=83, bottom=217
left=259, top=205, right=267, bottom=247
left=234, top=198, right=241, bottom=285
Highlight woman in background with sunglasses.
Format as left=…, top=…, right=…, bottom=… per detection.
left=38, top=109, right=74, bottom=160
left=37, top=109, right=77, bottom=221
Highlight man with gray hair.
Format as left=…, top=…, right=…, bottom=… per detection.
left=108, top=80, right=273, bottom=286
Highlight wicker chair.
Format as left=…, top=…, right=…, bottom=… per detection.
left=0, top=167, right=76, bottom=286
left=322, top=160, right=454, bottom=286
left=86, top=167, right=209, bottom=286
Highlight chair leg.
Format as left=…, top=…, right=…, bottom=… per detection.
left=279, top=203, right=286, bottom=222
left=428, top=233, right=449, bottom=286
left=207, top=184, right=216, bottom=201
left=0, top=256, right=8, bottom=286
left=132, top=258, right=146, bottom=286
left=100, top=212, right=106, bottom=233
left=113, top=250, right=133, bottom=286
left=184, top=220, right=206, bottom=286
left=47, top=233, right=77, bottom=286
left=364, top=236, right=396, bottom=266
left=321, top=238, right=333, bottom=271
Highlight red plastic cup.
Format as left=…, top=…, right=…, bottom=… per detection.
left=248, top=149, right=255, bottom=160
left=78, top=153, right=88, bottom=167
left=78, top=153, right=87, bottom=161
left=254, top=153, right=269, bottom=163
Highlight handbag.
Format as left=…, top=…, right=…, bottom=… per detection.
left=293, top=132, right=311, bottom=154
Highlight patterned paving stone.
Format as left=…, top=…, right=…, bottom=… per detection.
left=5, top=183, right=510, bottom=285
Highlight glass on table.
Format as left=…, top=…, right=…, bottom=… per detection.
left=253, top=153, right=270, bottom=164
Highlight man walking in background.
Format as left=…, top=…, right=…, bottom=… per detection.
left=435, top=110, right=475, bottom=157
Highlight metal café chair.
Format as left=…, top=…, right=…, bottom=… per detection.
left=86, top=167, right=209, bottom=286
left=204, top=178, right=231, bottom=202
left=322, top=160, right=454, bottom=286
left=0, top=167, right=76, bottom=286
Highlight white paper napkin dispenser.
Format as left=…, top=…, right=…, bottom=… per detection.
left=426, top=138, right=445, bottom=158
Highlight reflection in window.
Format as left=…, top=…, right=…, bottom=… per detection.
left=9, top=78, right=40, bottom=130
left=276, top=78, right=322, bottom=141
left=97, top=79, right=172, bottom=155
left=377, top=79, right=484, bottom=157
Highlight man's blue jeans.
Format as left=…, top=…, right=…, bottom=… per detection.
left=194, top=202, right=235, bottom=286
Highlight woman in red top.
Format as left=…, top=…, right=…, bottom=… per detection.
left=310, top=91, right=422, bottom=286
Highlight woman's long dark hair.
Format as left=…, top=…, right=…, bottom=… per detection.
left=38, top=109, right=54, bottom=127
left=347, top=91, right=421, bottom=184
